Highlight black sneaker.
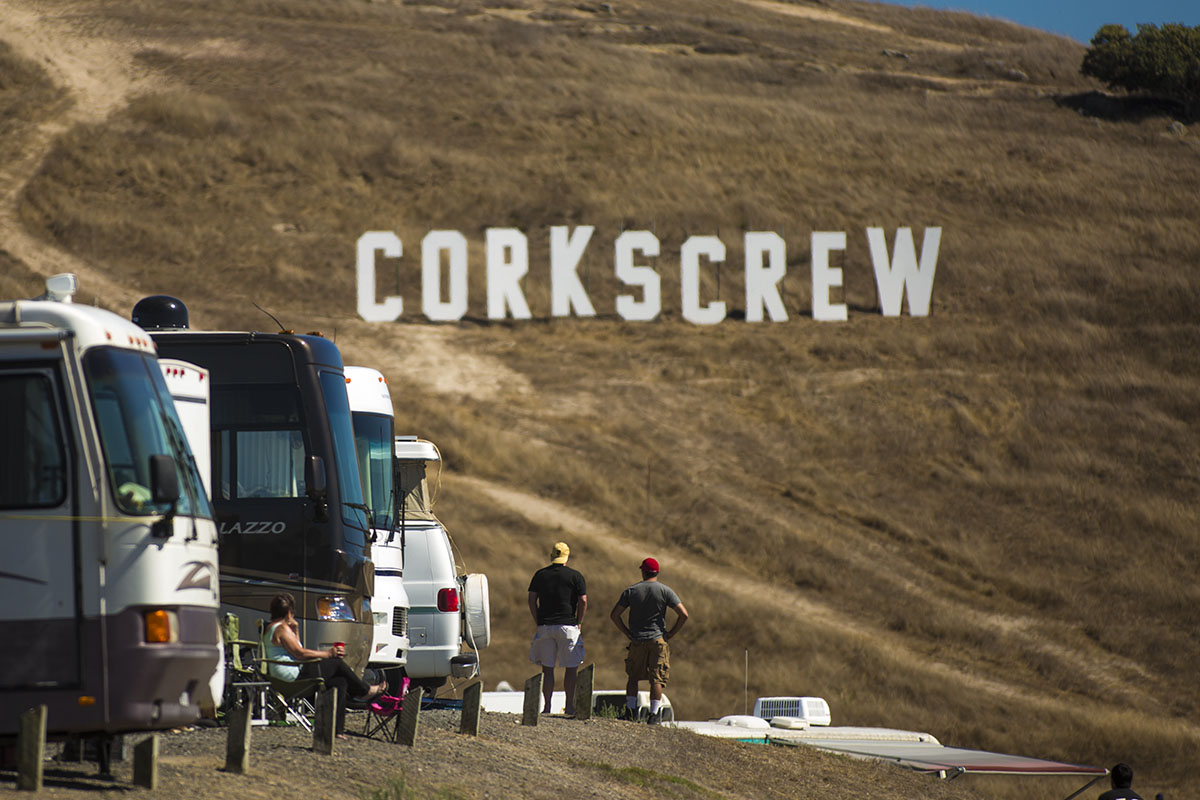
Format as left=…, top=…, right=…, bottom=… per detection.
left=647, top=710, right=662, bottom=726
left=617, top=707, right=635, bottom=722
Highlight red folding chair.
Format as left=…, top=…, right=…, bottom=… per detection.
left=363, top=677, right=410, bottom=741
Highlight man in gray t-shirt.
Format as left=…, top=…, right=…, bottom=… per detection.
left=610, top=557, right=689, bottom=725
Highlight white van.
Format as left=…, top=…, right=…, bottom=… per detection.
left=392, top=436, right=490, bottom=692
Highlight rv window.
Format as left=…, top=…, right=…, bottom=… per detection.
left=352, top=412, right=394, bottom=530
left=0, top=372, right=67, bottom=508
left=211, top=385, right=302, bottom=427
left=214, top=428, right=307, bottom=499
left=84, top=348, right=209, bottom=517
left=210, top=384, right=309, bottom=501
left=319, top=370, right=368, bottom=537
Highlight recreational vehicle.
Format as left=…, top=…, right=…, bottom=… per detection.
left=138, top=297, right=375, bottom=674
left=0, top=275, right=221, bottom=740
left=343, top=365, right=487, bottom=691
left=343, top=366, right=411, bottom=683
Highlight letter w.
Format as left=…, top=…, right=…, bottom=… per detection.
left=866, top=227, right=942, bottom=317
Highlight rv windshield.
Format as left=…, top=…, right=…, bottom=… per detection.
left=319, top=370, right=369, bottom=535
left=83, top=348, right=212, bottom=518
left=352, top=412, right=394, bottom=530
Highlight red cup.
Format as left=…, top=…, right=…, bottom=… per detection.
left=334, top=642, right=345, bottom=648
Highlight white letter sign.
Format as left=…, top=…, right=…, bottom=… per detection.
left=614, top=231, right=661, bottom=322
left=867, top=227, right=942, bottom=317
left=744, top=232, right=788, bottom=323
left=681, top=235, right=726, bottom=325
left=812, top=231, right=847, bottom=322
left=550, top=225, right=596, bottom=318
left=486, top=227, right=532, bottom=320
left=356, top=232, right=403, bottom=322
left=421, top=230, right=468, bottom=322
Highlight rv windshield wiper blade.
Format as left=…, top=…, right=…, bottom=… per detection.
left=346, top=502, right=372, bottom=523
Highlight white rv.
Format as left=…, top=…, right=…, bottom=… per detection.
left=344, top=365, right=488, bottom=692
left=0, top=274, right=221, bottom=741
left=344, top=366, right=411, bottom=685
left=157, top=357, right=224, bottom=715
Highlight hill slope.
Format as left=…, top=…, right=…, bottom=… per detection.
left=1, top=1, right=1198, bottom=798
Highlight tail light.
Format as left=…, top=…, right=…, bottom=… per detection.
left=437, top=587, right=459, bottom=613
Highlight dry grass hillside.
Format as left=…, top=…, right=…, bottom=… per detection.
left=1, top=0, right=1198, bottom=798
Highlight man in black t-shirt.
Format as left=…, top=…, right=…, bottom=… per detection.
left=527, top=542, right=588, bottom=716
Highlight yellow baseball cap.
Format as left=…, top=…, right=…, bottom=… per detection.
left=551, top=542, right=570, bottom=564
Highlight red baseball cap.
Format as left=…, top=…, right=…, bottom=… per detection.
left=640, top=557, right=659, bottom=574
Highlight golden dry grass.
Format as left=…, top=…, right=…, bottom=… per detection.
left=2, top=1, right=1199, bottom=798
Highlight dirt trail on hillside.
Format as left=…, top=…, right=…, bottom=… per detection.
left=451, top=471, right=1197, bottom=735
left=0, top=0, right=157, bottom=309
left=0, top=1, right=524, bottom=401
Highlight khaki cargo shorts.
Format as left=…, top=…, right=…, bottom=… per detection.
left=625, top=638, right=670, bottom=684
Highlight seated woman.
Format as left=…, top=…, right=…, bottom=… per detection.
left=263, top=592, right=385, bottom=738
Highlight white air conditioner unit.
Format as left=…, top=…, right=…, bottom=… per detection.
left=752, top=696, right=832, bottom=726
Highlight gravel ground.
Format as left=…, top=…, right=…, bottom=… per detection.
left=0, top=710, right=982, bottom=800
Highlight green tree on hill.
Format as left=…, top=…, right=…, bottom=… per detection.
left=1081, top=22, right=1200, bottom=118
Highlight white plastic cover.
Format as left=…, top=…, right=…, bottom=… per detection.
left=463, top=572, right=490, bottom=649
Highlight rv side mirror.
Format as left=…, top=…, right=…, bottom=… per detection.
left=150, top=454, right=180, bottom=505
left=305, top=455, right=327, bottom=499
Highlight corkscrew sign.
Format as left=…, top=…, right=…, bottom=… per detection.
left=356, top=225, right=941, bottom=324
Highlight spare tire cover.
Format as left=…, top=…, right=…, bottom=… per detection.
left=463, top=573, right=491, bottom=649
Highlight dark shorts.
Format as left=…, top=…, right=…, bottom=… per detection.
left=625, top=638, right=670, bottom=685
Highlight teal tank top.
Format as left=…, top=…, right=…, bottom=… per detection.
left=263, top=621, right=301, bottom=681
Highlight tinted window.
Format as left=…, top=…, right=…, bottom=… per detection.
left=83, top=348, right=211, bottom=517
left=352, top=412, right=394, bottom=530
left=215, top=429, right=307, bottom=499
left=319, top=370, right=368, bottom=533
left=159, top=340, right=296, bottom=383
left=210, top=385, right=307, bottom=501
left=0, top=372, right=67, bottom=508
left=211, top=385, right=302, bottom=427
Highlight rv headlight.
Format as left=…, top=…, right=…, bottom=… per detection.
left=316, top=596, right=355, bottom=622
left=144, top=609, right=179, bottom=643
left=372, top=611, right=389, bottom=626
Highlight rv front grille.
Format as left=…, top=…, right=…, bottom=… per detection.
left=391, top=607, right=408, bottom=637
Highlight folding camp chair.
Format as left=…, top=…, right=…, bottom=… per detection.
left=363, top=676, right=409, bottom=741
left=222, top=613, right=269, bottom=724
left=255, top=619, right=325, bottom=731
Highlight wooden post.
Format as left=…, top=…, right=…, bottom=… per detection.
left=574, top=663, right=594, bottom=721
left=522, top=673, right=542, bottom=727
left=397, top=686, right=423, bottom=746
left=17, top=705, right=46, bottom=792
left=132, top=735, right=158, bottom=789
left=313, top=687, right=338, bottom=755
left=459, top=680, right=482, bottom=736
left=224, top=702, right=252, bottom=774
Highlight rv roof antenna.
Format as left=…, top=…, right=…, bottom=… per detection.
left=253, top=302, right=292, bottom=334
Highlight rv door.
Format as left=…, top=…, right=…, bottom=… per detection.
left=0, top=364, right=83, bottom=690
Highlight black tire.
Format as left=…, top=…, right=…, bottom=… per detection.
left=411, top=676, right=447, bottom=695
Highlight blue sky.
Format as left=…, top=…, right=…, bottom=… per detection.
left=881, top=1, right=1200, bottom=43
